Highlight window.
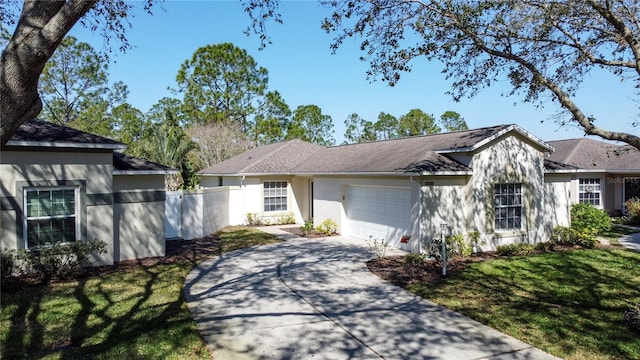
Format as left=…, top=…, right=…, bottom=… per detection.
left=24, top=187, right=78, bottom=247
left=579, top=178, right=601, bottom=207
left=264, top=181, right=287, bottom=212
left=494, top=183, right=522, bottom=230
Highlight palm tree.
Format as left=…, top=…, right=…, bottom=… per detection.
left=138, top=113, right=197, bottom=190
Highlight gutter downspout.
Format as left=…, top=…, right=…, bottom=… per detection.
left=410, top=175, right=423, bottom=254
left=241, top=175, right=246, bottom=224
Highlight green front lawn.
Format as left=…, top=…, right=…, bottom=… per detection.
left=0, top=227, right=282, bottom=359
left=409, top=249, right=640, bottom=360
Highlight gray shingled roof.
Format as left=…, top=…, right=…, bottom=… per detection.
left=113, top=152, right=178, bottom=174
left=5, top=119, right=176, bottom=174
left=6, top=119, right=126, bottom=149
left=198, top=139, right=324, bottom=175
left=547, top=138, right=640, bottom=170
left=200, top=125, right=543, bottom=175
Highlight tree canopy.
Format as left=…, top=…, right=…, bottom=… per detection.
left=342, top=109, right=468, bottom=144
left=288, top=104, right=336, bottom=146
left=176, top=42, right=269, bottom=129
left=39, top=36, right=108, bottom=126
left=0, top=0, right=282, bottom=145
left=321, top=0, right=640, bottom=150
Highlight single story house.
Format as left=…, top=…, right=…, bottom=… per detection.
left=0, top=119, right=176, bottom=265
left=545, top=138, right=640, bottom=216
left=200, top=124, right=576, bottom=252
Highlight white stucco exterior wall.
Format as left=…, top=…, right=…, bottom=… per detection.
left=420, top=176, right=469, bottom=250
left=544, top=174, right=572, bottom=229
left=469, top=134, right=549, bottom=249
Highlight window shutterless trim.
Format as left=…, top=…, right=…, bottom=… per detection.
left=494, top=183, right=523, bottom=231
left=13, top=180, right=87, bottom=250
left=263, top=181, right=288, bottom=213
left=23, top=186, right=80, bottom=248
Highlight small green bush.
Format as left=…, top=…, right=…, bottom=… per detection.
left=467, top=231, right=483, bottom=251
left=496, top=243, right=535, bottom=256
left=551, top=226, right=597, bottom=249
left=570, top=202, right=612, bottom=235
left=301, top=219, right=314, bottom=236
left=276, top=212, right=296, bottom=225
left=1, top=249, right=16, bottom=279
left=367, top=236, right=389, bottom=260
left=623, top=303, right=640, bottom=333
left=534, top=241, right=555, bottom=252
left=245, top=213, right=263, bottom=226
left=404, top=253, right=427, bottom=277
left=9, top=240, right=107, bottom=281
left=446, top=234, right=473, bottom=257
left=316, top=218, right=338, bottom=235
left=625, top=197, right=640, bottom=225
left=404, top=253, right=426, bottom=267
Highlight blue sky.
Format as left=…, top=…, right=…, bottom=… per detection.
left=68, top=1, right=639, bottom=144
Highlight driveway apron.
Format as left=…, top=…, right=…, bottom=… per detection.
left=184, top=230, right=560, bottom=360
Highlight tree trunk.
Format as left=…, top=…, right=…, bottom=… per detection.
left=1, top=0, right=96, bottom=145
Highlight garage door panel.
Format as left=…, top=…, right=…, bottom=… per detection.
left=346, top=186, right=411, bottom=244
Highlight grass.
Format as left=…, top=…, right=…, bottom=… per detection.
left=408, top=248, right=640, bottom=360
left=0, top=226, right=282, bottom=359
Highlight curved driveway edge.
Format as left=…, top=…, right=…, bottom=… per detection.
left=184, top=230, right=560, bottom=360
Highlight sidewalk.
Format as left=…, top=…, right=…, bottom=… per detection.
left=184, top=227, right=560, bottom=359
left=618, top=224, right=640, bottom=252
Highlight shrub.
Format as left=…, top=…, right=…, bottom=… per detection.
left=623, top=303, right=640, bottom=333
left=551, top=226, right=597, bottom=249
left=534, top=241, right=555, bottom=252
left=496, top=243, right=535, bottom=256
left=1, top=249, right=16, bottom=279
left=316, top=218, right=338, bottom=235
left=245, top=213, right=263, bottom=226
left=404, top=253, right=427, bottom=277
left=276, top=212, right=296, bottom=225
left=404, top=252, right=426, bottom=267
left=10, top=240, right=107, bottom=281
left=570, top=202, right=611, bottom=235
left=468, top=231, right=483, bottom=252
left=447, top=234, right=473, bottom=257
left=625, top=197, right=640, bottom=225
left=301, top=219, right=314, bottom=236
left=367, top=236, right=389, bottom=260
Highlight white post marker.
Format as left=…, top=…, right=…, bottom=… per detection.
left=440, top=222, right=448, bottom=276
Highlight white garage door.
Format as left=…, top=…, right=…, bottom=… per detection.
left=346, top=186, right=411, bottom=243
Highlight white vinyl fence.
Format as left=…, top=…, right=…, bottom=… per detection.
left=165, top=187, right=230, bottom=240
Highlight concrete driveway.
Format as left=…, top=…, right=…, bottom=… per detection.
left=184, top=228, right=559, bottom=360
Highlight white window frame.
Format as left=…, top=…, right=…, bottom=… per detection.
left=23, top=186, right=80, bottom=248
left=578, top=178, right=602, bottom=207
left=263, top=181, right=288, bottom=213
left=494, top=183, right=523, bottom=230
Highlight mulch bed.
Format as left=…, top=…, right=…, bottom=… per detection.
left=1, top=234, right=224, bottom=293
left=367, top=252, right=500, bottom=287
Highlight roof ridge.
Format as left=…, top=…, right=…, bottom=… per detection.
left=239, top=139, right=318, bottom=173
left=329, top=124, right=510, bottom=148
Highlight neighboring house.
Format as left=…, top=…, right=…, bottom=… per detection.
left=546, top=138, right=640, bottom=216
left=200, top=124, right=571, bottom=252
left=0, top=119, right=177, bottom=265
